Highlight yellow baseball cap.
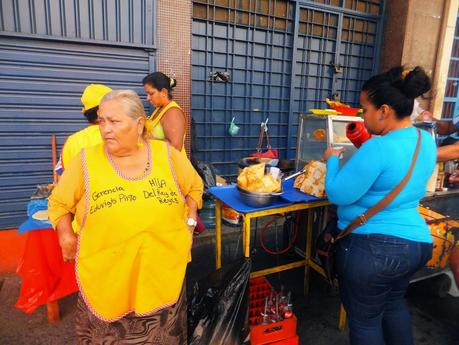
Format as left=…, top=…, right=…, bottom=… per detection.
left=81, top=84, right=113, bottom=112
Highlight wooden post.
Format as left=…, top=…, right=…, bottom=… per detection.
left=46, top=301, right=60, bottom=323
left=215, top=200, right=222, bottom=269
left=51, top=135, right=58, bottom=183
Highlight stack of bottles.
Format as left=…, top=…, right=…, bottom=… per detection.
left=249, top=277, right=298, bottom=345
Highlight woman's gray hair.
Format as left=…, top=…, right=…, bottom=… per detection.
left=100, top=90, right=147, bottom=135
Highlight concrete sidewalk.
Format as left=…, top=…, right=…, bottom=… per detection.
left=1, top=228, right=458, bottom=345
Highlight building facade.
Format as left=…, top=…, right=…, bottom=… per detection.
left=0, top=0, right=457, bottom=234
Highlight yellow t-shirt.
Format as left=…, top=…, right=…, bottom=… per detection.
left=49, top=141, right=203, bottom=233
left=62, top=125, right=102, bottom=169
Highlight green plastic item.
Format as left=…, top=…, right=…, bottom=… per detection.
left=228, top=117, right=240, bottom=136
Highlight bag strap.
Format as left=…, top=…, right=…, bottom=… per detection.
left=256, top=125, right=265, bottom=152
left=256, top=121, right=271, bottom=152
left=265, top=127, right=271, bottom=149
left=336, top=129, right=422, bottom=241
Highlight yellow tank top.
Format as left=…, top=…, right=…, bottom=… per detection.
left=145, top=100, right=187, bottom=155
left=77, top=140, right=192, bottom=321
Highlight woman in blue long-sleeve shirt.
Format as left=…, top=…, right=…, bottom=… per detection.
left=323, top=66, right=436, bottom=345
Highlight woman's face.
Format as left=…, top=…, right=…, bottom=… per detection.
left=360, top=91, right=384, bottom=135
left=144, top=84, right=167, bottom=107
left=98, top=99, right=144, bottom=155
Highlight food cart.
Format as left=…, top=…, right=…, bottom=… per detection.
left=210, top=112, right=458, bottom=340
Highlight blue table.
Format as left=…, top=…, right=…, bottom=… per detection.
left=207, top=184, right=349, bottom=330
left=208, top=181, right=329, bottom=278
left=208, top=179, right=324, bottom=214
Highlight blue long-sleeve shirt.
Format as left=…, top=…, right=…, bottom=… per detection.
left=325, top=127, right=437, bottom=243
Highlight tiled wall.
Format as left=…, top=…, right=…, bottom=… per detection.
left=156, top=0, right=193, bottom=155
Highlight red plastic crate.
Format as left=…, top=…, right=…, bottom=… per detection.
left=250, top=315, right=297, bottom=345
left=249, top=277, right=298, bottom=345
left=269, top=335, right=299, bottom=345
left=250, top=277, right=273, bottom=322
left=250, top=277, right=272, bottom=294
left=249, top=278, right=272, bottom=321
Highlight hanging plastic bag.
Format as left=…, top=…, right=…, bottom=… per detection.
left=192, top=160, right=217, bottom=190
left=16, top=229, right=78, bottom=314
left=222, top=204, right=241, bottom=225
left=188, top=259, right=251, bottom=345
left=250, top=119, right=279, bottom=159
left=228, top=117, right=240, bottom=136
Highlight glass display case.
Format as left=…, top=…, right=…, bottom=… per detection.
left=295, top=114, right=365, bottom=169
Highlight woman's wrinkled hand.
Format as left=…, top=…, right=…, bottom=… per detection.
left=59, top=232, right=78, bottom=262
left=323, top=146, right=345, bottom=161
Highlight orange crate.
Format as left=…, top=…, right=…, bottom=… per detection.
left=250, top=315, right=297, bottom=345
left=250, top=278, right=272, bottom=305
left=250, top=277, right=272, bottom=293
left=269, top=335, right=299, bottom=345
left=249, top=277, right=273, bottom=324
left=249, top=277, right=298, bottom=345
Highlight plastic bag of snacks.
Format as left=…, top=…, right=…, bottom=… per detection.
left=222, top=204, right=240, bottom=225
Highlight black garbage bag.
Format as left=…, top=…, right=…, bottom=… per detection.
left=192, top=159, right=217, bottom=190
left=188, top=259, right=251, bottom=345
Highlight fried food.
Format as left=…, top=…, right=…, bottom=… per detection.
left=238, top=163, right=281, bottom=193
left=312, top=128, right=326, bottom=141
left=246, top=162, right=265, bottom=185
left=294, top=160, right=326, bottom=197
left=333, top=133, right=349, bottom=143
left=237, top=173, right=248, bottom=189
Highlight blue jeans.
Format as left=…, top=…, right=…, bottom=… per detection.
left=336, top=234, right=432, bottom=345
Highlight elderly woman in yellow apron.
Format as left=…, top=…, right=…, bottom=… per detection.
left=143, top=72, right=187, bottom=153
left=48, top=90, right=203, bottom=344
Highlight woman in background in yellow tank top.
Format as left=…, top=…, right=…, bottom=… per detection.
left=143, top=72, right=187, bottom=153
left=48, top=90, right=203, bottom=344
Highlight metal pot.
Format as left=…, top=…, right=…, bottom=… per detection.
left=237, top=185, right=283, bottom=207
left=236, top=168, right=308, bottom=207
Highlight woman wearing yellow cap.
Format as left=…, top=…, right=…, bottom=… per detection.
left=48, top=90, right=203, bottom=344
left=143, top=72, right=187, bottom=154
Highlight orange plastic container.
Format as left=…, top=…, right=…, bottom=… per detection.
left=250, top=316, right=298, bottom=345
left=331, top=105, right=361, bottom=116
left=346, top=122, right=371, bottom=148
left=269, top=335, right=299, bottom=345
left=249, top=277, right=273, bottom=324
left=249, top=277, right=298, bottom=345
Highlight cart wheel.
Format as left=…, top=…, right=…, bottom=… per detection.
left=433, top=274, right=452, bottom=298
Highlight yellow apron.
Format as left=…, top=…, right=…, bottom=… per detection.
left=77, top=140, right=192, bottom=321
left=145, top=100, right=187, bottom=155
